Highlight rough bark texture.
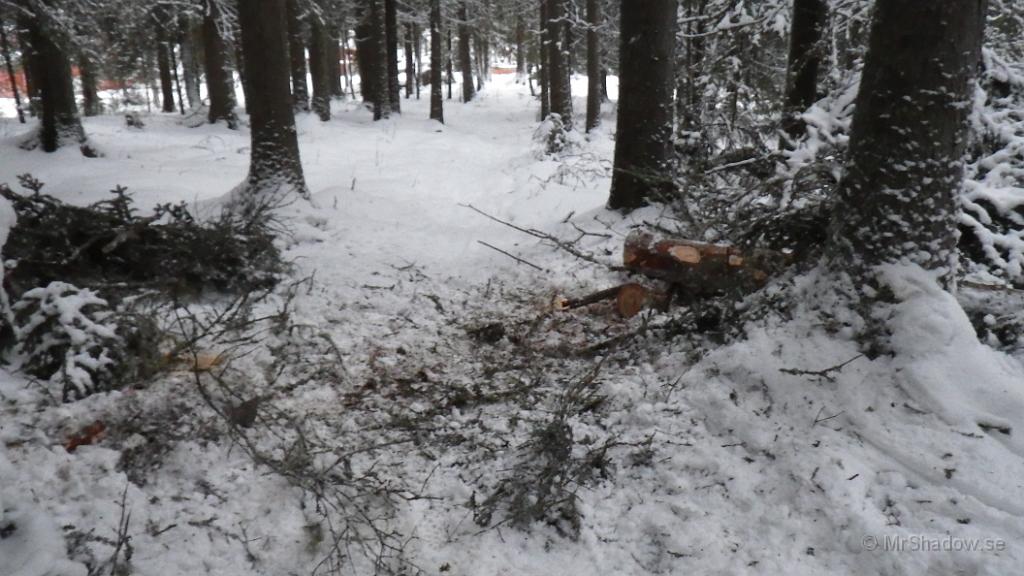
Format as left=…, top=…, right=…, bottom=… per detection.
left=202, top=0, right=238, bottom=127
left=545, top=0, right=571, bottom=127
left=179, top=15, right=201, bottom=109
left=156, top=24, right=176, bottom=113
left=677, top=0, right=706, bottom=146
left=825, top=0, right=985, bottom=288
left=308, top=18, right=332, bottom=121
left=446, top=28, right=453, bottom=99
left=286, top=0, right=310, bottom=112
left=608, top=0, right=677, bottom=211
left=23, top=10, right=88, bottom=153
left=429, top=0, right=444, bottom=123
left=237, top=0, right=307, bottom=202
left=78, top=54, right=101, bottom=117
left=780, top=0, right=827, bottom=146
left=370, top=0, right=391, bottom=118
left=584, top=0, right=601, bottom=132
left=405, top=24, right=415, bottom=98
left=458, top=3, right=475, bottom=102
left=538, top=0, right=550, bottom=119
left=385, top=0, right=401, bottom=112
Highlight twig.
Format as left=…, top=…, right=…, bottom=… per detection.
left=779, top=354, right=863, bottom=383
left=477, top=240, right=545, bottom=271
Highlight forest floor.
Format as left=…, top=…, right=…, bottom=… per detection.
left=1, top=77, right=1024, bottom=576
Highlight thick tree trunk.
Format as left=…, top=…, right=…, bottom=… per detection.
left=457, top=3, right=474, bottom=102
left=385, top=0, right=401, bottom=112
left=23, top=10, right=88, bottom=153
left=202, top=0, right=238, bottom=127
left=825, top=0, right=985, bottom=288
left=236, top=0, right=307, bottom=204
left=545, top=0, right=571, bottom=127
left=370, top=0, right=391, bottom=118
left=429, top=0, right=444, bottom=122
left=0, top=17, right=25, bottom=123
left=286, top=0, right=310, bottom=112
left=607, top=0, right=677, bottom=211
left=78, top=54, right=101, bottom=117
left=584, top=0, right=601, bottom=132
left=538, top=0, right=550, bottom=119
left=308, top=18, right=332, bottom=121
left=156, top=29, right=176, bottom=113
left=780, top=0, right=827, bottom=147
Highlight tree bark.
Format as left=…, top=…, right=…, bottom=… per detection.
left=515, top=15, right=526, bottom=83
left=780, top=0, right=827, bottom=147
left=413, top=23, right=422, bottom=99
left=286, top=0, right=310, bottom=112
left=385, top=0, right=401, bottom=112
left=236, top=0, right=308, bottom=203
left=22, top=9, right=88, bottom=153
left=78, top=53, right=101, bottom=117
left=608, top=0, right=677, bottom=211
left=330, top=30, right=344, bottom=98
left=179, top=15, right=201, bottom=109
left=156, top=22, right=176, bottom=113
left=202, top=0, right=238, bottom=127
left=545, top=0, right=571, bottom=127
left=405, top=23, right=415, bottom=98
left=429, top=0, right=444, bottom=122
left=584, top=0, right=601, bottom=132
left=446, top=27, right=454, bottom=99
left=0, top=16, right=25, bottom=123
left=538, top=0, right=550, bottom=119
left=825, top=0, right=985, bottom=288
left=308, top=18, right=332, bottom=121
left=457, top=3, right=474, bottom=102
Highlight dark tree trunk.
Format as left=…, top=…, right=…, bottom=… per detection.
left=156, top=27, right=176, bottom=113
left=429, top=0, right=444, bottom=122
left=584, top=0, right=601, bottom=132
left=608, top=0, right=677, bottom=211
left=15, top=25, right=38, bottom=117
left=236, top=0, right=308, bottom=204
left=538, top=0, right=550, bottom=119
left=825, top=0, right=985, bottom=289
left=169, top=41, right=186, bottom=114
left=286, top=0, right=310, bottom=112
left=515, top=15, right=526, bottom=83
left=354, top=13, right=374, bottom=102
left=78, top=54, right=101, bottom=117
left=677, top=0, right=707, bottom=154
left=22, top=10, right=88, bottom=153
left=413, top=23, right=422, bottom=99
left=457, top=3, right=474, bottom=102
left=308, top=18, right=332, bottom=121
left=446, top=28, right=454, bottom=99
left=330, top=31, right=344, bottom=98
left=234, top=34, right=251, bottom=113
left=780, top=0, right=827, bottom=147
left=179, top=15, right=201, bottom=109
left=202, top=0, right=238, bottom=127
left=546, top=0, right=571, bottom=127
left=405, top=23, right=415, bottom=98
left=0, top=16, right=25, bottom=123
left=370, top=0, right=391, bottom=118
left=385, top=0, right=401, bottom=112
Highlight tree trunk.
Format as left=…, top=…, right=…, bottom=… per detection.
left=370, top=0, right=391, bottom=118
left=234, top=33, right=251, bottom=113
left=385, top=0, right=401, bottom=112
left=179, top=15, right=201, bottom=109
left=0, top=16, right=25, bottom=123
left=236, top=0, right=308, bottom=204
left=308, top=18, right=332, bottom=121
left=515, top=15, right=526, bottom=83
left=780, top=0, right=827, bottom=147
left=354, top=11, right=374, bottom=102
left=429, top=0, right=444, bottom=122
left=202, top=0, right=238, bottom=127
left=156, top=26, right=176, bottom=113
left=545, top=0, right=571, bottom=127
left=330, top=30, right=344, bottom=98
left=446, top=27, right=454, bottom=99
left=538, top=0, right=550, bottom=119
left=413, top=23, right=422, bottom=99
left=584, top=0, right=601, bottom=132
left=286, top=0, right=310, bottom=112
left=458, top=3, right=474, bottom=102
left=607, top=0, right=677, bottom=211
left=78, top=54, right=101, bottom=117
left=825, top=0, right=985, bottom=289
left=405, top=23, right=415, bottom=98
left=22, top=9, right=88, bottom=154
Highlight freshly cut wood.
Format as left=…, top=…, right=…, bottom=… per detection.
left=623, top=230, right=789, bottom=295
left=555, top=282, right=668, bottom=318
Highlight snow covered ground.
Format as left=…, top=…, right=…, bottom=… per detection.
left=1, top=76, right=1023, bottom=576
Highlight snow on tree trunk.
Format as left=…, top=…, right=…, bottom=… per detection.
left=202, top=0, right=238, bottom=127
left=538, top=0, right=550, bottom=119
left=545, top=0, right=571, bottom=128
left=429, top=0, right=444, bottom=123
left=825, top=0, right=985, bottom=289
left=236, top=0, right=308, bottom=206
left=780, top=0, right=827, bottom=148
left=607, top=0, right=677, bottom=211
left=309, top=18, right=333, bottom=121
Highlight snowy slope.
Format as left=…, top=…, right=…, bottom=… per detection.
left=1, top=77, right=1022, bottom=576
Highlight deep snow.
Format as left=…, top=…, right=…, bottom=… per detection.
left=1, top=76, right=1023, bottom=576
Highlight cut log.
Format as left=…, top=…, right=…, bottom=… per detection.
left=555, top=282, right=668, bottom=318
left=623, top=230, right=790, bottom=295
